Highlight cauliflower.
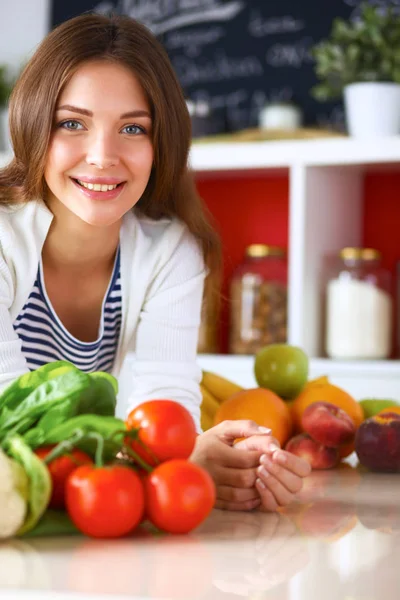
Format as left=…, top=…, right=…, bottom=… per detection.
left=0, top=448, right=29, bottom=539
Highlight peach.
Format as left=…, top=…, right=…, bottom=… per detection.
left=301, top=401, right=356, bottom=447
left=355, top=412, right=400, bottom=472
left=285, top=433, right=340, bottom=470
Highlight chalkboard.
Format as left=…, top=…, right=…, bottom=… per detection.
left=50, top=0, right=396, bottom=133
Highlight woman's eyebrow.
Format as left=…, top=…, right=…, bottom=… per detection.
left=56, top=104, right=151, bottom=119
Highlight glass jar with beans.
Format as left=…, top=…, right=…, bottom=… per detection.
left=229, top=244, right=288, bottom=355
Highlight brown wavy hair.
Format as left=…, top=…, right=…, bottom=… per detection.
left=0, top=12, right=221, bottom=278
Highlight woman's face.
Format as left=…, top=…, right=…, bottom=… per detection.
left=44, top=60, right=154, bottom=228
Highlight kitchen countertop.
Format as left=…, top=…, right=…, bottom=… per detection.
left=1, top=463, right=400, bottom=600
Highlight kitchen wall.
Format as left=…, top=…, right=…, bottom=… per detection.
left=0, top=0, right=49, bottom=73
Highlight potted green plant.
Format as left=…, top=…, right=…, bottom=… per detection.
left=312, top=2, right=400, bottom=138
left=0, top=65, right=13, bottom=152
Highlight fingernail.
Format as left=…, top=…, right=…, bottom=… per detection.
left=256, top=477, right=266, bottom=489
left=257, top=426, right=272, bottom=434
left=274, top=451, right=287, bottom=464
left=260, top=454, right=269, bottom=465
left=258, top=466, right=269, bottom=478
left=269, top=443, right=280, bottom=452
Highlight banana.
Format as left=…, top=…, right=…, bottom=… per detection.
left=200, top=384, right=220, bottom=417
left=200, top=371, right=245, bottom=431
left=201, top=371, right=243, bottom=404
left=200, top=410, right=214, bottom=432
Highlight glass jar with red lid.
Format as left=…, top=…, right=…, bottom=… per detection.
left=229, top=244, right=288, bottom=355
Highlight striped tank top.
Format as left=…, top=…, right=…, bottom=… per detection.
left=13, top=248, right=122, bottom=373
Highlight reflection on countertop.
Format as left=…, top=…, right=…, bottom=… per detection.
left=1, top=463, right=400, bottom=599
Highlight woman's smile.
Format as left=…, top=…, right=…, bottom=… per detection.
left=70, top=177, right=127, bottom=201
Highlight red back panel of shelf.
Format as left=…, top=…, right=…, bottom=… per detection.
left=363, top=173, right=400, bottom=273
left=196, top=174, right=289, bottom=352
left=196, top=171, right=400, bottom=356
left=363, top=172, right=400, bottom=357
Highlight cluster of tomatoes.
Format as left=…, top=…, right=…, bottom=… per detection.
left=35, top=400, right=216, bottom=538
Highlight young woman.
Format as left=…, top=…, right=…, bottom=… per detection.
left=0, top=13, right=310, bottom=512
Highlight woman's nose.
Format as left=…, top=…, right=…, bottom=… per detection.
left=85, top=133, right=120, bottom=169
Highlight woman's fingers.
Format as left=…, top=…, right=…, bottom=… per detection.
left=270, top=449, right=312, bottom=478
left=234, top=434, right=280, bottom=454
left=256, top=461, right=303, bottom=508
left=255, top=479, right=279, bottom=512
left=213, top=464, right=258, bottom=489
left=215, top=479, right=261, bottom=512
left=216, top=496, right=261, bottom=512
left=191, top=420, right=311, bottom=514
left=213, top=419, right=272, bottom=444
left=217, top=484, right=260, bottom=504
left=260, top=454, right=305, bottom=495
left=208, top=442, right=262, bottom=469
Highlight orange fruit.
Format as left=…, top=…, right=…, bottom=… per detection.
left=214, top=388, right=293, bottom=447
left=378, top=406, right=400, bottom=417
left=290, top=376, right=364, bottom=458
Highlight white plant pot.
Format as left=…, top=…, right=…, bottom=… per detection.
left=344, top=82, right=400, bottom=139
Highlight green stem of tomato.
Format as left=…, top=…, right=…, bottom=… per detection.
left=43, top=429, right=85, bottom=464
left=106, top=428, right=155, bottom=472
left=86, top=432, right=105, bottom=468
left=108, top=427, right=134, bottom=443
left=136, top=437, right=160, bottom=467
left=121, top=429, right=160, bottom=468
left=118, top=443, right=153, bottom=473
left=42, top=429, right=154, bottom=473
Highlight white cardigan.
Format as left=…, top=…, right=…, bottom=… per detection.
left=0, top=200, right=205, bottom=432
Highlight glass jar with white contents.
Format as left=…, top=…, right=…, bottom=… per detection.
left=325, top=248, right=393, bottom=360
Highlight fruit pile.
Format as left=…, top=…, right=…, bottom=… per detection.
left=200, top=343, right=400, bottom=472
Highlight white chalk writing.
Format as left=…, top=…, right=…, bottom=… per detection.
left=93, top=0, right=245, bottom=35
left=266, top=37, right=314, bottom=68
left=248, top=10, right=305, bottom=37
left=173, top=52, right=264, bottom=87
left=164, top=26, right=225, bottom=57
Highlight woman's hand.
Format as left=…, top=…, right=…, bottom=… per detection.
left=190, top=420, right=311, bottom=513
left=234, top=435, right=311, bottom=512
left=190, top=420, right=277, bottom=511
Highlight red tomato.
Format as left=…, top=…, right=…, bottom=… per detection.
left=35, top=445, right=93, bottom=510
left=126, top=400, right=197, bottom=466
left=144, top=459, right=215, bottom=534
left=66, top=464, right=144, bottom=538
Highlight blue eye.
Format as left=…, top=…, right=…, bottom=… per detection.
left=59, top=120, right=84, bottom=131
left=121, top=124, right=146, bottom=135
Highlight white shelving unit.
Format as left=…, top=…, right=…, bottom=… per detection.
left=190, top=136, right=400, bottom=171
left=1, top=140, right=399, bottom=400
left=189, top=137, right=400, bottom=400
